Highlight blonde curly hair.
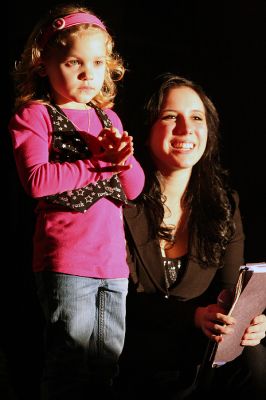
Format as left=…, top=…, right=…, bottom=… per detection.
left=13, top=4, right=125, bottom=110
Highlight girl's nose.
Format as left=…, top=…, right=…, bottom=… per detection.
left=79, top=66, right=93, bottom=80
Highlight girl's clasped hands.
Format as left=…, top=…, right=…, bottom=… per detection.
left=81, top=127, right=134, bottom=173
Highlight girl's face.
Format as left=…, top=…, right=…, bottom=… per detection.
left=42, top=31, right=106, bottom=108
left=148, top=86, right=208, bottom=173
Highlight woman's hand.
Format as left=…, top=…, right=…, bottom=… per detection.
left=195, top=304, right=266, bottom=346
left=194, top=304, right=235, bottom=343
left=240, top=314, right=266, bottom=346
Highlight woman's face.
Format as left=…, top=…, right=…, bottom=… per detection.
left=148, top=86, right=208, bottom=174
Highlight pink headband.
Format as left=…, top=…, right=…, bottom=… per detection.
left=38, top=12, right=106, bottom=48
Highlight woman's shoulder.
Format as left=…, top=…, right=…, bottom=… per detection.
left=124, top=202, right=142, bottom=219
left=228, top=189, right=240, bottom=208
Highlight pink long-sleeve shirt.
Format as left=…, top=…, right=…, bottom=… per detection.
left=9, top=103, right=145, bottom=278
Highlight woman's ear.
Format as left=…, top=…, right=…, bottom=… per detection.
left=38, top=64, right=47, bottom=77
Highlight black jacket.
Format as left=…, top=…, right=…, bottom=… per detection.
left=121, top=192, right=244, bottom=370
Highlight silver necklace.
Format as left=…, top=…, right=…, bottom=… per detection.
left=50, top=103, right=91, bottom=133
left=164, top=257, right=182, bottom=293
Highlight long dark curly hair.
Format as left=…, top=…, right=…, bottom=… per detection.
left=135, top=73, right=236, bottom=269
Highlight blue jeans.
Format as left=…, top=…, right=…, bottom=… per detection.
left=35, top=272, right=128, bottom=399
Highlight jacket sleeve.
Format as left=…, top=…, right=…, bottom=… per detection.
left=202, top=191, right=245, bottom=303
left=218, top=191, right=245, bottom=290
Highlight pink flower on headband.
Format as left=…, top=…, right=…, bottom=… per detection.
left=52, top=18, right=66, bottom=30
left=38, top=12, right=107, bottom=49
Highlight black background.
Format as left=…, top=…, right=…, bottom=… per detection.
left=2, top=1, right=266, bottom=398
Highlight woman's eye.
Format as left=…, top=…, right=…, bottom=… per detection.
left=193, top=115, right=204, bottom=121
left=161, top=115, right=176, bottom=120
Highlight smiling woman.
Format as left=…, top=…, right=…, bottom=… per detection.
left=149, top=86, right=208, bottom=175
left=117, top=72, right=266, bottom=399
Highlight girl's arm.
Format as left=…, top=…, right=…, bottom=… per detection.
left=9, top=104, right=125, bottom=198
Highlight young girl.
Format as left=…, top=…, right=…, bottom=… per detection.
left=8, top=4, right=144, bottom=399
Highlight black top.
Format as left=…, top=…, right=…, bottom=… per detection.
left=120, top=192, right=244, bottom=370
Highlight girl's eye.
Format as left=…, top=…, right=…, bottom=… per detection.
left=66, top=60, right=80, bottom=66
left=94, top=60, right=105, bottom=66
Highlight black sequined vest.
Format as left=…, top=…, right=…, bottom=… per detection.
left=44, top=102, right=127, bottom=213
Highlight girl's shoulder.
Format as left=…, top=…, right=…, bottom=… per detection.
left=12, top=101, right=49, bottom=118
left=9, top=101, right=51, bottom=130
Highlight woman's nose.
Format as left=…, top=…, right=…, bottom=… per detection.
left=173, top=117, right=192, bottom=135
